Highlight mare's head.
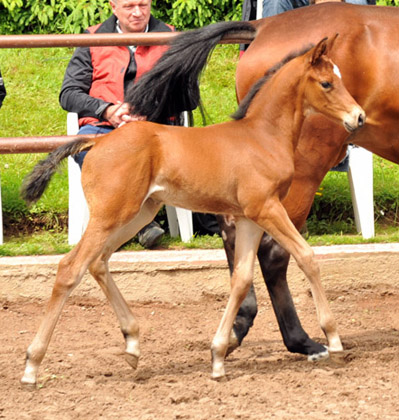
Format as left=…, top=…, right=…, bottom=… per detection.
left=301, top=36, right=365, bottom=132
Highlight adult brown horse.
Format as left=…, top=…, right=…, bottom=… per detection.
left=20, top=37, right=364, bottom=384
left=125, top=2, right=397, bottom=361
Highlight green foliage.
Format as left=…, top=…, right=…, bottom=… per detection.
left=0, top=0, right=243, bottom=34
left=0, top=0, right=112, bottom=34
left=376, top=0, right=399, bottom=6
left=152, top=0, right=243, bottom=30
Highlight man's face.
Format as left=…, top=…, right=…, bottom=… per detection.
left=110, top=0, right=152, bottom=33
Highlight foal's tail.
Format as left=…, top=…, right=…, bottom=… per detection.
left=125, top=21, right=256, bottom=123
left=21, top=137, right=95, bottom=205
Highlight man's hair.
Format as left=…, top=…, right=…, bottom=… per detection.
left=111, top=0, right=153, bottom=5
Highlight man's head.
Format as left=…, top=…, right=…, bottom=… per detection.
left=110, top=0, right=152, bottom=33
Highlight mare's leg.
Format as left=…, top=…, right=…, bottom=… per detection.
left=253, top=200, right=343, bottom=353
left=211, top=218, right=263, bottom=379
left=88, top=199, right=162, bottom=370
left=21, top=222, right=117, bottom=385
left=257, top=236, right=328, bottom=359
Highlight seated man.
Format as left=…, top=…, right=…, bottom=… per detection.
left=59, top=0, right=174, bottom=248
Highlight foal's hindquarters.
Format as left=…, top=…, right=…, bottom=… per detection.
left=21, top=174, right=164, bottom=385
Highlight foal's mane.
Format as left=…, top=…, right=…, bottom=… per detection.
left=232, top=44, right=314, bottom=121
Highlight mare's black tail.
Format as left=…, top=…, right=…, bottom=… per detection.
left=125, top=21, right=256, bottom=123
left=21, top=137, right=95, bottom=205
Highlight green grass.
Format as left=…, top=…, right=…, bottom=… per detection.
left=193, top=44, right=240, bottom=125
left=0, top=231, right=71, bottom=256
left=0, top=48, right=71, bottom=219
left=1, top=45, right=399, bottom=256
left=0, top=231, right=224, bottom=256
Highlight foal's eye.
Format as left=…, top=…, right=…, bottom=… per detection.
left=321, top=81, right=332, bottom=89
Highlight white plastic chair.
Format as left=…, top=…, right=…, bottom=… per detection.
left=347, top=146, right=375, bottom=238
left=67, top=112, right=193, bottom=245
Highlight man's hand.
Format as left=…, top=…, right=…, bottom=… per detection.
left=103, top=101, right=146, bottom=127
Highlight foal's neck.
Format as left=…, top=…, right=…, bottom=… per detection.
left=245, top=59, right=308, bottom=152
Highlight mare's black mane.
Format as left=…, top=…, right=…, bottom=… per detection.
left=231, top=44, right=314, bottom=121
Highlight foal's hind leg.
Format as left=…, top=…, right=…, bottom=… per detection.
left=253, top=200, right=343, bottom=353
left=21, top=226, right=114, bottom=386
left=211, top=218, right=263, bottom=379
left=88, top=199, right=162, bottom=370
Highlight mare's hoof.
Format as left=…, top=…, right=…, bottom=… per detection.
left=225, top=330, right=239, bottom=357
left=307, top=345, right=329, bottom=362
left=125, top=353, right=139, bottom=370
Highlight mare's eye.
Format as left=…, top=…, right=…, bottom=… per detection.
left=321, top=81, right=332, bottom=89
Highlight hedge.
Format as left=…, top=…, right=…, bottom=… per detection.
left=0, top=0, right=243, bottom=34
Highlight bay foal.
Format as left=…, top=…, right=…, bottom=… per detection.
left=21, top=38, right=364, bottom=384
left=127, top=5, right=396, bottom=360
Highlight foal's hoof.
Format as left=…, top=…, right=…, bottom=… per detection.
left=20, top=378, right=36, bottom=390
left=307, top=345, right=329, bottom=362
left=125, top=353, right=139, bottom=370
left=211, top=373, right=228, bottom=383
left=21, top=370, right=37, bottom=388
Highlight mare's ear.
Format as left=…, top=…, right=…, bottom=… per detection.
left=310, top=37, right=328, bottom=65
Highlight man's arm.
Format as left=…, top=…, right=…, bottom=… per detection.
left=59, top=47, right=112, bottom=120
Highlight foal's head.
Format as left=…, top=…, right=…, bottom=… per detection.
left=301, top=36, right=365, bottom=132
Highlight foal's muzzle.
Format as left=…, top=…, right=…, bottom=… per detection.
left=343, top=107, right=366, bottom=133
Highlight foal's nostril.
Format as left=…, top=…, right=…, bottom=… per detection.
left=358, top=113, right=365, bottom=127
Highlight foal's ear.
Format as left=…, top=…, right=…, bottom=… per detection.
left=310, top=37, right=328, bottom=65
left=310, top=34, right=339, bottom=65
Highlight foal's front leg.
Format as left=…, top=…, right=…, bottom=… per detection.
left=211, top=218, right=263, bottom=379
left=256, top=200, right=343, bottom=353
left=89, top=256, right=140, bottom=369
left=217, top=214, right=327, bottom=360
left=88, top=200, right=162, bottom=370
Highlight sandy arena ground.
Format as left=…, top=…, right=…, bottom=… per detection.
left=1, top=245, right=399, bottom=419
